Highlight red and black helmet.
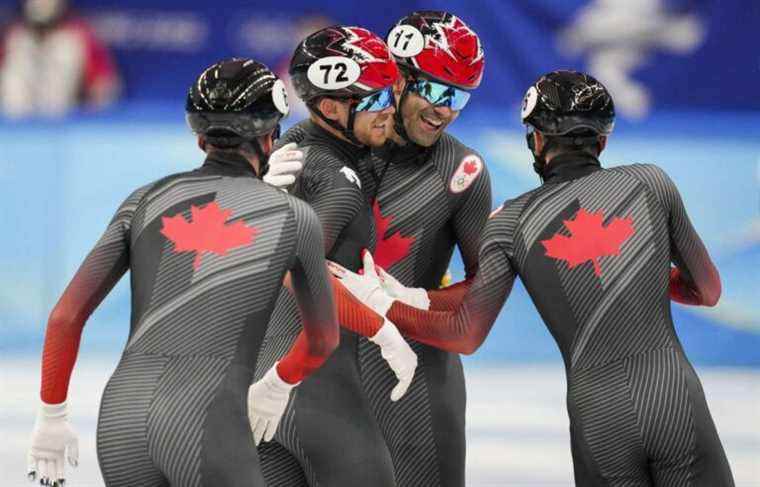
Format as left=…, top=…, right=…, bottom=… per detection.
left=289, top=25, right=399, bottom=146
left=387, top=11, right=484, bottom=90
left=289, top=25, right=400, bottom=102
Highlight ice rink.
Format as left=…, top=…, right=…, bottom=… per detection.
left=3, top=359, right=758, bottom=486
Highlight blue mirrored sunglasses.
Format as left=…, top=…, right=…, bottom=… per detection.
left=355, top=86, right=395, bottom=112
left=409, top=79, right=471, bottom=111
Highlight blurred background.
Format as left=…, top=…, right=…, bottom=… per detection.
left=1, top=0, right=758, bottom=485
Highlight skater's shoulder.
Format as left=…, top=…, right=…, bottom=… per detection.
left=277, top=119, right=313, bottom=149
left=432, top=132, right=485, bottom=167
left=606, top=162, right=669, bottom=181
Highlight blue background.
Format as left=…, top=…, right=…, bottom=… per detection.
left=1, top=0, right=758, bottom=367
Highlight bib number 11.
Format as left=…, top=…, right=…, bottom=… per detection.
left=387, top=25, right=425, bottom=58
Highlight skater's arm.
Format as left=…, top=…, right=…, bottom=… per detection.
left=402, top=153, right=488, bottom=312
left=40, top=187, right=147, bottom=403
left=278, top=202, right=340, bottom=384
left=644, top=165, right=721, bottom=306
left=451, top=153, right=492, bottom=279
left=425, top=278, right=474, bottom=311
left=331, top=208, right=517, bottom=354
left=300, top=154, right=365, bottom=254
left=386, top=235, right=515, bottom=354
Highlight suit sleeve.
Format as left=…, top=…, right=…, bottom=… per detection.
left=277, top=201, right=339, bottom=384
left=427, top=278, right=473, bottom=311
left=386, top=215, right=516, bottom=354
left=40, top=186, right=147, bottom=403
left=422, top=157, right=491, bottom=310
left=273, top=120, right=311, bottom=151
left=452, top=154, right=492, bottom=278
left=641, top=165, right=721, bottom=306
left=302, top=160, right=385, bottom=338
left=300, top=157, right=365, bottom=254
left=276, top=200, right=340, bottom=384
left=286, top=152, right=386, bottom=342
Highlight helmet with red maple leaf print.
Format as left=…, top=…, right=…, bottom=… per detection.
left=386, top=11, right=484, bottom=146
left=289, top=26, right=399, bottom=145
left=290, top=26, right=399, bottom=101
left=387, top=11, right=484, bottom=90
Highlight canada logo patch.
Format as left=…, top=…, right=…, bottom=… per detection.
left=449, top=155, right=483, bottom=194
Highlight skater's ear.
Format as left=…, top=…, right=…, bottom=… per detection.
left=392, top=76, right=406, bottom=100
left=197, top=135, right=207, bottom=152
left=597, top=135, right=607, bottom=155
left=315, top=97, right=345, bottom=122
left=532, top=131, right=544, bottom=155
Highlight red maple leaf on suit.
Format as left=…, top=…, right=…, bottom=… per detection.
left=463, top=159, right=479, bottom=175
left=541, top=208, right=635, bottom=278
left=160, top=201, right=257, bottom=270
left=373, top=200, right=415, bottom=270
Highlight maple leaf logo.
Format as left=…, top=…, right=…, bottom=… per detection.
left=160, top=202, right=257, bottom=270
left=541, top=208, right=635, bottom=278
left=373, top=200, right=415, bottom=270
left=463, top=160, right=479, bottom=175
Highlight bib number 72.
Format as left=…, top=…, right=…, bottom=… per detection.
left=307, top=56, right=361, bottom=90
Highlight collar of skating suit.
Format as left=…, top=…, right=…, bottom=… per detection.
left=542, top=153, right=601, bottom=185
left=375, top=138, right=432, bottom=167
left=304, top=120, right=370, bottom=169
left=200, top=152, right=258, bottom=177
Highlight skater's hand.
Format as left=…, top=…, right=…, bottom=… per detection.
left=263, top=142, right=303, bottom=190
left=247, top=364, right=298, bottom=445
left=376, top=266, right=429, bottom=310
left=327, top=251, right=394, bottom=316
left=328, top=252, right=417, bottom=401
left=369, top=320, right=418, bottom=401
left=28, top=402, right=79, bottom=487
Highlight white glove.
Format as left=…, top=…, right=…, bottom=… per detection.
left=263, top=142, right=304, bottom=189
left=327, top=251, right=394, bottom=316
left=377, top=267, right=430, bottom=310
left=27, top=401, right=79, bottom=486
left=327, top=253, right=418, bottom=400
left=247, top=363, right=298, bottom=445
left=369, top=320, right=418, bottom=401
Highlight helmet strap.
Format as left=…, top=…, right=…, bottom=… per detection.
left=527, top=131, right=549, bottom=182
left=393, top=81, right=414, bottom=145
left=241, top=138, right=269, bottom=179
left=308, top=99, right=363, bottom=146
left=528, top=131, right=603, bottom=182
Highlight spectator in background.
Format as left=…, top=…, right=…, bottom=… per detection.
left=0, top=0, right=120, bottom=118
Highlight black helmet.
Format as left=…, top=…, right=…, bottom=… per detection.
left=186, top=58, right=289, bottom=172
left=521, top=71, right=614, bottom=181
left=521, top=70, right=615, bottom=136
